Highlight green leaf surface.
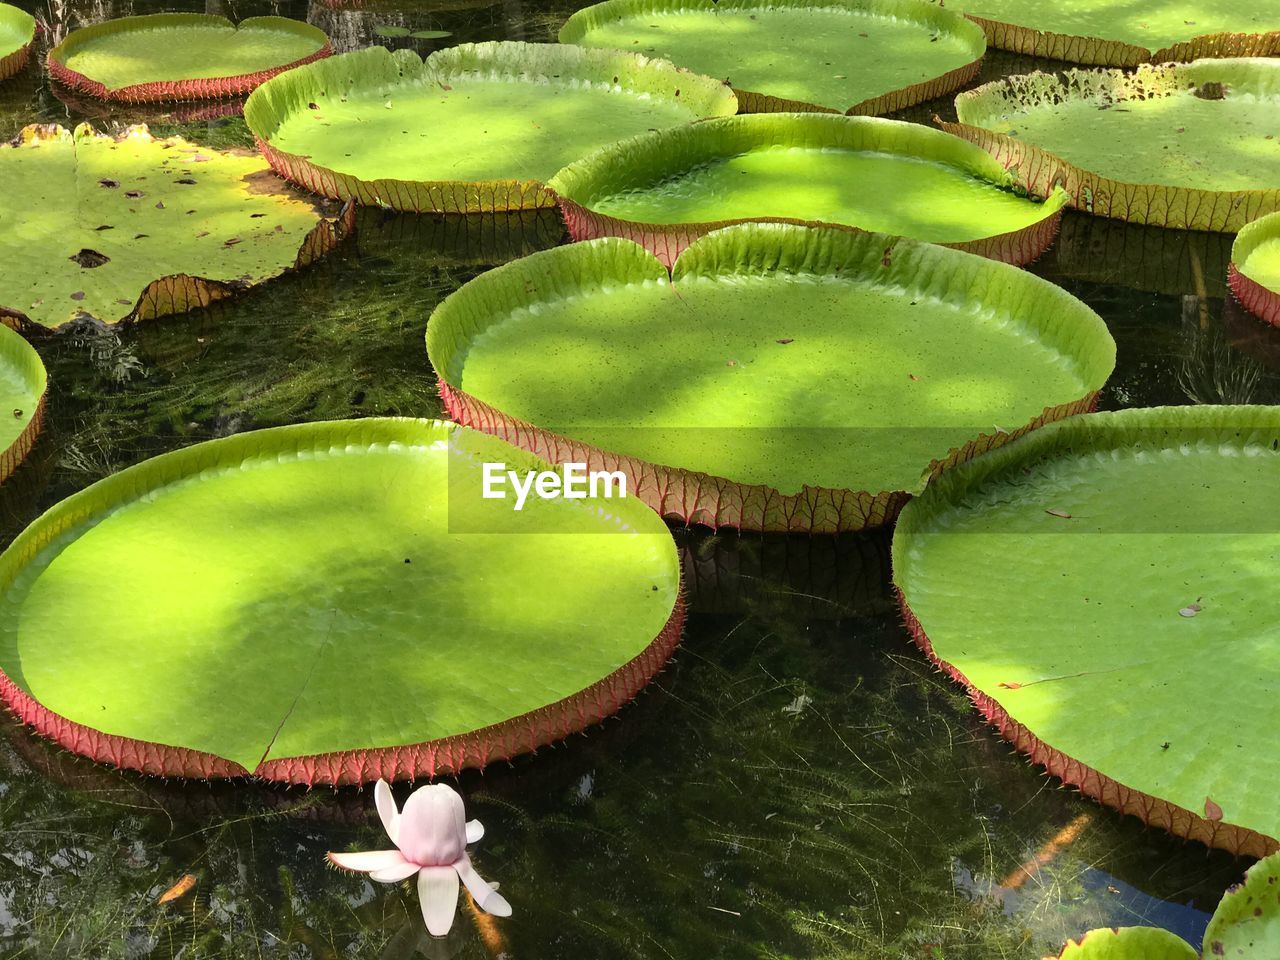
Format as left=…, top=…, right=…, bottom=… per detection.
left=893, top=406, right=1280, bottom=851
left=245, top=42, right=737, bottom=212
left=560, top=0, right=985, bottom=113
left=0, top=2, right=34, bottom=65
left=0, top=323, right=43, bottom=462
left=1202, top=853, right=1280, bottom=959
left=549, top=113, right=1068, bottom=243
left=934, top=0, right=1280, bottom=63
left=1049, top=927, right=1197, bottom=960
left=1234, top=211, right=1280, bottom=293
left=428, top=223, right=1113, bottom=498
left=373, top=24, right=411, bottom=37
left=0, top=124, right=337, bottom=329
left=950, top=59, right=1280, bottom=231
left=411, top=29, right=453, bottom=39
left=0, top=419, right=680, bottom=774
left=48, top=14, right=328, bottom=89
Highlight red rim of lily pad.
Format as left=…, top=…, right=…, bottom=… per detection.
left=47, top=14, right=332, bottom=103
left=0, top=325, right=46, bottom=486
left=0, top=419, right=686, bottom=785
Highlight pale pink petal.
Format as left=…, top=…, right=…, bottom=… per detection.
left=370, top=861, right=421, bottom=884
left=454, top=855, right=512, bottom=917
left=398, top=785, right=466, bottom=867
left=417, top=865, right=460, bottom=937
left=374, top=779, right=401, bottom=846
left=327, top=849, right=407, bottom=873
left=465, top=819, right=484, bottom=845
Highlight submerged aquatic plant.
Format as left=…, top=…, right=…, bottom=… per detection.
left=329, top=781, right=512, bottom=936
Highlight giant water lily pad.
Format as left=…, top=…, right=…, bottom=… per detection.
left=549, top=113, right=1069, bottom=267
left=945, top=59, right=1280, bottom=232
left=0, top=3, right=35, bottom=83
left=933, top=0, right=1280, bottom=66
left=0, top=124, right=353, bottom=330
left=245, top=42, right=737, bottom=214
left=0, top=324, right=45, bottom=483
left=0, top=419, right=683, bottom=785
left=47, top=14, right=332, bottom=102
left=1230, top=211, right=1280, bottom=328
left=559, top=0, right=985, bottom=115
left=427, top=223, right=1114, bottom=533
left=893, top=406, right=1280, bottom=858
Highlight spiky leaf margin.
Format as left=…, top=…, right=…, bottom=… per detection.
left=0, top=418, right=686, bottom=786
left=428, top=223, right=1113, bottom=534
left=549, top=112, right=1068, bottom=267
left=1047, top=927, right=1197, bottom=960
left=945, top=59, right=1280, bottom=233
left=559, top=0, right=985, bottom=115
left=47, top=14, right=332, bottom=103
left=893, top=406, right=1280, bottom=858
left=1230, top=211, right=1280, bottom=328
left=0, top=124, right=356, bottom=333
left=245, top=42, right=738, bottom=214
left=1202, top=852, right=1280, bottom=958
left=927, top=1, right=1280, bottom=68
left=0, top=3, right=35, bottom=83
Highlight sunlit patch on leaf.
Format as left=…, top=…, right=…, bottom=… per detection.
left=0, top=124, right=354, bottom=330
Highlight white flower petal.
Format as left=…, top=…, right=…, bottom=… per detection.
left=374, top=779, right=401, bottom=846
left=417, top=865, right=460, bottom=937
left=327, top=849, right=406, bottom=873
left=454, top=855, right=512, bottom=918
left=370, top=860, right=420, bottom=884
left=465, top=819, right=484, bottom=845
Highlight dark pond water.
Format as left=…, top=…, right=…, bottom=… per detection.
left=2, top=2, right=1279, bottom=957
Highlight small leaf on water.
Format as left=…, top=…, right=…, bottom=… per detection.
left=1045, top=508, right=1072, bottom=519
left=1204, top=797, right=1223, bottom=821
left=374, top=24, right=411, bottom=37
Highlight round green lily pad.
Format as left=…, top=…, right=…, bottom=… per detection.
left=935, top=0, right=1280, bottom=66
left=0, top=124, right=353, bottom=330
left=1230, top=211, right=1280, bottom=328
left=946, top=59, right=1280, bottom=232
left=893, top=406, right=1280, bottom=858
left=549, top=113, right=1070, bottom=267
left=0, top=419, right=683, bottom=785
left=245, top=42, right=738, bottom=214
left=1049, top=928, right=1197, bottom=960
left=560, top=0, right=985, bottom=115
left=427, top=223, right=1114, bottom=533
left=47, top=14, right=332, bottom=102
left=0, top=324, right=45, bottom=484
left=0, top=3, right=35, bottom=83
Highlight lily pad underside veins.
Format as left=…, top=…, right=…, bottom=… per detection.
left=0, top=420, right=684, bottom=785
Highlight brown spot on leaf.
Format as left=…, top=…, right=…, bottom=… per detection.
left=776, top=338, right=794, bottom=345
left=1194, top=82, right=1226, bottom=100
left=175, top=178, right=197, bottom=185
left=69, top=249, right=110, bottom=269
left=70, top=291, right=85, bottom=301
left=99, top=178, right=119, bottom=188
left=155, top=201, right=165, bottom=210
left=1045, top=509, right=1072, bottom=519
left=124, top=189, right=144, bottom=198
